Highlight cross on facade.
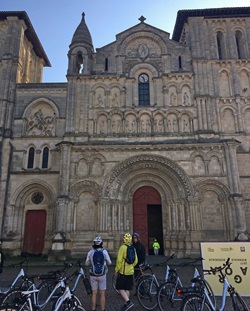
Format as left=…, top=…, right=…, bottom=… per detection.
left=139, top=16, right=146, bottom=23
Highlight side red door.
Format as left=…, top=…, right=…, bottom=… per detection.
left=23, top=210, right=47, bottom=255
left=133, top=186, right=161, bottom=253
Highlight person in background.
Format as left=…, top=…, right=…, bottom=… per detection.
left=85, top=237, right=112, bottom=311
left=152, top=239, right=160, bottom=255
left=115, top=233, right=138, bottom=311
left=132, top=232, right=146, bottom=279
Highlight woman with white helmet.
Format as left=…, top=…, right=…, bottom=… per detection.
left=85, top=236, right=111, bottom=311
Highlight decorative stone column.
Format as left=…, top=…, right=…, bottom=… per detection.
left=49, top=142, right=73, bottom=260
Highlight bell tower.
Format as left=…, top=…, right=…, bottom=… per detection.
left=67, top=12, right=94, bottom=75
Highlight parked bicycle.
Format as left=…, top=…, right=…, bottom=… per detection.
left=0, top=257, right=35, bottom=303
left=157, top=257, right=215, bottom=311
left=179, top=258, right=249, bottom=311
left=136, top=253, right=175, bottom=310
left=112, top=262, right=153, bottom=294
left=0, top=279, right=85, bottom=311
left=2, top=262, right=73, bottom=307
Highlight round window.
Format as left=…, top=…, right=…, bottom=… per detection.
left=31, top=192, right=44, bottom=204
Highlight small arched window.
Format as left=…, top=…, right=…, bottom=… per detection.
left=178, top=56, right=182, bottom=69
left=138, top=73, right=150, bottom=106
left=27, top=147, right=35, bottom=169
left=76, top=52, right=84, bottom=73
left=42, top=147, right=49, bottom=169
left=235, top=30, right=245, bottom=59
left=216, top=31, right=226, bottom=60
left=105, top=58, right=108, bottom=71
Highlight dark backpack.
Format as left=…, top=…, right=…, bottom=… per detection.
left=92, top=249, right=105, bottom=276
left=125, top=245, right=136, bottom=264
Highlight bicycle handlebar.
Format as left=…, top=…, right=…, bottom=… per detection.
left=8, top=256, right=29, bottom=268
left=203, top=257, right=231, bottom=275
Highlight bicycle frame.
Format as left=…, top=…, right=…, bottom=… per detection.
left=70, top=267, right=85, bottom=293
left=0, top=268, right=25, bottom=294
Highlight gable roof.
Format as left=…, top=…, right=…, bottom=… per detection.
left=0, top=11, right=51, bottom=66
left=172, top=7, right=250, bottom=42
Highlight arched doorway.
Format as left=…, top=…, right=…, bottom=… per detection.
left=133, top=186, right=163, bottom=255
left=23, top=210, right=47, bottom=255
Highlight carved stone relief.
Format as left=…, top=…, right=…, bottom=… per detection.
left=140, top=114, right=151, bottom=133
left=181, top=114, right=190, bottom=132
left=154, top=114, right=164, bottom=132
left=126, top=114, right=137, bottom=133
left=126, top=38, right=161, bottom=58
left=167, top=114, right=178, bottom=132
left=111, top=114, right=122, bottom=134
left=26, top=104, right=56, bottom=136
left=97, top=115, right=108, bottom=134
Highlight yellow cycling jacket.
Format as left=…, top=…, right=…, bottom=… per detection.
left=115, top=244, right=138, bottom=275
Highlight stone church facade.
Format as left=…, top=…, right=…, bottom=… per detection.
left=0, top=7, right=250, bottom=258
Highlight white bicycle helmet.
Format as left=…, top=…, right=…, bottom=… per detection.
left=93, top=236, right=102, bottom=245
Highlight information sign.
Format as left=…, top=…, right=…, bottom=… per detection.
left=200, top=242, right=250, bottom=296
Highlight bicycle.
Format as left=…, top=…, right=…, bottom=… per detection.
left=0, top=280, right=85, bottom=311
left=1, top=272, right=83, bottom=311
left=2, top=262, right=74, bottom=307
left=180, top=258, right=249, bottom=311
left=136, top=253, right=175, bottom=310
left=112, top=262, right=153, bottom=294
left=0, top=257, right=35, bottom=303
left=157, top=257, right=215, bottom=311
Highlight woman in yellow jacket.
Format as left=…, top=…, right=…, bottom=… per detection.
left=115, top=233, right=138, bottom=311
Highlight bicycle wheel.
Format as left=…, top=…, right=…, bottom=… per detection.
left=231, top=292, right=249, bottom=311
left=54, top=296, right=83, bottom=311
left=0, top=306, right=20, bottom=311
left=2, top=289, right=23, bottom=306
left=202, top=279, right=216, bottom=309
left=158, top=281, right=179, bottom=311
left=111, top=274, right=120, bottom=294
left=137, top=277, right=158, bottom=310
left=181, top=294, right=212, bottom=311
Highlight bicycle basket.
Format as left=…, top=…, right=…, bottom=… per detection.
left=83, top=276, right=92, bottom=295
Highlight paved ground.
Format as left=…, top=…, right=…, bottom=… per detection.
left=0, top=255, right=249, bottom=311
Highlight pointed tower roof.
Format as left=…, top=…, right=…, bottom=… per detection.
left=70, top=12, right=93, bottom=49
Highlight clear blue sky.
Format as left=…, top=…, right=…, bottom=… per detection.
left=2, top=0, right=249, bottom=82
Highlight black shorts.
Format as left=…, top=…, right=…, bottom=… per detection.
left=115, top=274, right=133, bottom=291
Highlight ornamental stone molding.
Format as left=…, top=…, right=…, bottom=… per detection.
left=69, top=179, right=100, bottom=203
left=102, top=154, right=194, bottom=199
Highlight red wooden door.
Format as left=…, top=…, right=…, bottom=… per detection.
left=23, top=210, right=46, bottom=255
left=133, top=186, right=161, bottom=253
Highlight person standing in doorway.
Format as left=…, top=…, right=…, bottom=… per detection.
left=152, top=239, right=160, bottom=255
left=132, top=232, right=146, bottom=279
left=115, top=233, right=138, bottom=311
left=85, top=237, right=112, bottom=311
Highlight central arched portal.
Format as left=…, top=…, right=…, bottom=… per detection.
left=133, top=186, right=163, bottom=255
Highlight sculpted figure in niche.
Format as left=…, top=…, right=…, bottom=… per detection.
left=141, top=117, right=151, bottom=133
left=154, top=117, right=163, bottom=132
left=126, top=117, right=136, bottom=133
left=138, top=43, right=149, bottom=59
left=182, top=117, right=190, bottom=132
left=111, top=118, right=121, bottom=133
left=167, top=116, right=178, bottom=132
left=96, top=94, right=104, bottom=107
left=98, top=119, right=107, bottom=134
left=170, top=92, right=177, bottom=106
left=183, top=92, right=190, bottom=106
left=112, top=93, right=119, bottom=107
